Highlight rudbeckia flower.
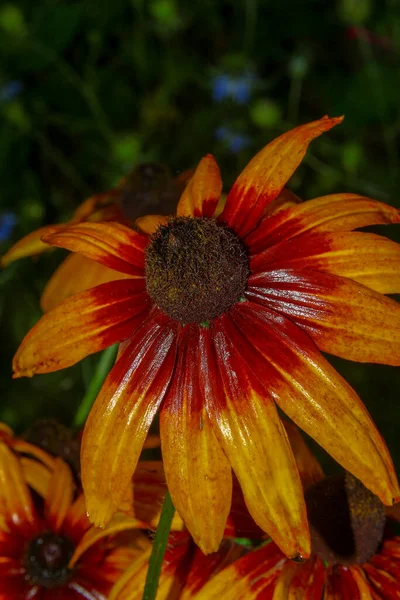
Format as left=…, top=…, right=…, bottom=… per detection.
left=195, top=427, right=400, bottom=600
left=1, top=163, right=190, bottom=312
left=0, top=436, right=151, bottom=599
left=12, top=116, right=400, bottom=559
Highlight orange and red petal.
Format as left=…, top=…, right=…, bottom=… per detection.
left=41, top=253, right=132, bottom=312
left=246, top=268, right=400, bottom=365
left=220, top=115, right=343, bottom=237
left=1, top=224, right=65, bottom=267
left=325, top=565, right=375, bottom=600
left=176, top=154, right=222, bottom=218
left=194, top=540, right=285, bottom=599
left=245, top=193, right=400, bottom=254
left=81, top=311, right=178, bottom=527
left=0, top=442, right=40, bottom=536
left=42, top=221, right=148, bottom=276
left=251, top=230, right=400, bottom=295
left=273, top=553, right=325, bottom=599
left=13, top=279, right=150, bottom=377
left=160, top=324, right=232, bottom=554
left=199, top=317, right=311, bottom=560
left=230, top=301, right=400, bottom=506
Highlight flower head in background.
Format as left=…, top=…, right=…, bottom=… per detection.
left=1, top=163, right=191, bottom=312
left=0, top=432, right=150, bottom=599
left=12, top=116, right=400, bottom=559
left=195, top=431, right=400, bottom=600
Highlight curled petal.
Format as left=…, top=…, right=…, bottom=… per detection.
left=13, top=279, right=150, bottom=377
left=251, top=231, right=400, bottom=294
left=246, top=269, right=400, bottom=365
left=176, top=154, right=222, bottom=218
left=220, top=116, right=343, bottom=236
left=246, top=193, right=400, bottom=254
left=160, top=324, right=232, bottom=554
left=42, top=221, right=148, bottom=276
left=69, top=515, right=148, bottom=568
left=230, top=301, right=400, bottom=506
left=199, top=318, right=310, bottom=560
left=41, top=253, right=131, bottom=312
left=81, top=312, right=178, bottom=527
left=1, top=224, right=65, bottom=266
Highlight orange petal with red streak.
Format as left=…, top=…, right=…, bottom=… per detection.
left=176, top=154, right=222, bottom=218
left=160, top=324, right=232, bottom=554
left=41, top=253, right=131, bottom=312
left=42, top=221, right=148, bottom=276
left=230, top=301, right=400, bottom=506
left=220, top=116, right=343, bottom=236
left=251, top=230, right=400, bottom=294
left=246, top=192, right=400, bottom=254
left=13, top=278, right=150, bottom=377
left=81, top=312, right=178, bottom=527
left=199, top=318, right=310, bottom=560
left=246, top=268, right=400, bottom=365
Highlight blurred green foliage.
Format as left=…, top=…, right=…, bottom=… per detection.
left=0, top=0, right=399, bottom=474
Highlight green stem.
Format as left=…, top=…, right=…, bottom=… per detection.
left=142, top=492, right=176, bottom=600
left=73, top=344, right=118, bottom=429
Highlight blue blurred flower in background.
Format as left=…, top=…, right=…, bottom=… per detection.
left=212, top=71, right=255, bottom=104
left=0, top=80, right=23, bottom=103
left=215, top=126, right=251, bottom=153
left=0, top=212, right=17, bottom=242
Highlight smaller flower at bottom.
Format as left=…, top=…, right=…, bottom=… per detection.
left=0, top=438, right=150, bottom=599
left=194, top=434, right=400, bottom=600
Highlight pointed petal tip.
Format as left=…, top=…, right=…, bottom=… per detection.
left=85, top=496, right=116, bottom=529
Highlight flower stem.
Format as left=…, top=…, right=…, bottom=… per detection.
left=73, top=344, right=118, bottom=429
left=142, top=491, right=176, bottom=600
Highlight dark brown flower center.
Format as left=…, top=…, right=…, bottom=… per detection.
left=305, top=473, right=385, bottom=566
left=145, top=217, right=249, bottom=324
left=24, top=532, right=75, bottom=588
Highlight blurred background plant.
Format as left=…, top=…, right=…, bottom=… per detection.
left=1, top=0, right=400, bottom=476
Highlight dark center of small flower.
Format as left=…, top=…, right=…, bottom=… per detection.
left=24, top=532, right=75, bottom=588
left=305, top=473, right=386, bottom=566
left=145, top=217, right=249, bottom=324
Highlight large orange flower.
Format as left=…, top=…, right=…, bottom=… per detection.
left=0, top=433, right=151, bottom=599
left=13, top=116, right=400, bottom=559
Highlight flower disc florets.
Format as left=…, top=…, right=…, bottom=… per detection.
left=25, top=532, right=74, bottom=588
left=305, top=473, right=386, bottom=566
left=145, top=216, right=249, bottom=324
